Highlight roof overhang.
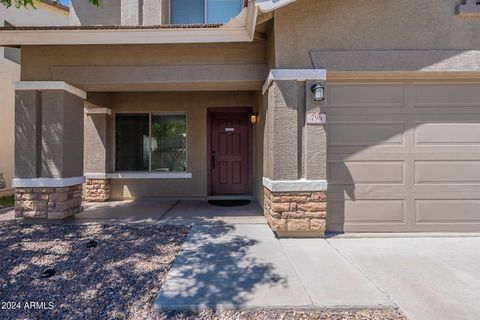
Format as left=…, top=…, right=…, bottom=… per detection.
left=0, top=27, right=253, bottom=46
left=0, top=1, right=259, bottom=46
left=0, top=0, right=300, bottom=46
left=254, top=0, right=297, bottom=12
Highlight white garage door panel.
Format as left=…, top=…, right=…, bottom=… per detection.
left=327, top=80, right=480, bottom=232
left=415, top=122, right=480, bottom=145
left=414, top=83, right=480, bottom=107
left=415, top=200, right=480, bottom=223
left=329, top=161, right=404, bottom=185
left=328, top=83, right=404, bottom=108
left=328, top=122, right=405, bottom=146
left=415, top=161, right=480, bottom=184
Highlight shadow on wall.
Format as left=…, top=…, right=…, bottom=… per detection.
left=269, top=77, right=480, bottom=232
left=324, top=81, right=480, bottom=232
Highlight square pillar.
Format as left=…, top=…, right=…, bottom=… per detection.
left=13, top=82, right=86, bottom=220
left=84, top=106, right=112, bottom=202
left=262, top=70, right=328, bottom=238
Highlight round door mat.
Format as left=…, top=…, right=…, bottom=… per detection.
left=208, top=200, right=251, bottom=207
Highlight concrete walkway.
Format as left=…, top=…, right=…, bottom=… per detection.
left=156, top=224, right=480, bottom=320
left=155, top=224, right=394, bottom=310
left=74, top=199, right=264, bottom=225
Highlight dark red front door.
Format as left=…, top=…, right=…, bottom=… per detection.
left=209, top=111, right=251, bottom=195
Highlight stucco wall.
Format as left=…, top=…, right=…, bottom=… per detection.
left=0, top=3, right=68, bottom=27
left=71, top=0, right=170, bottom=26
left=106, top=91, right=261, bottom=199
left=254, top=91, right=265, bottom=206
left=0, top=5, right=68, bottom=193
left=70, top=0, right=121, bottom=26
left=273, top=0, right=480, bottom=68
left=20, top=42, right=267, bottom=81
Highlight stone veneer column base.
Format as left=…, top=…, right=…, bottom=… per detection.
left=84, top=179, right=110, bottom=202
left=264, top=187, right=327, bottom=238
left=15, top=184, right=84, bottom=220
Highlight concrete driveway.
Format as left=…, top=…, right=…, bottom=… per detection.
left=329, top=237, right=480, bottom=320
left=156, top=224, right=480, bottom=320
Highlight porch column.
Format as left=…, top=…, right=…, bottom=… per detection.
left=13, top=81, right=86, bottom=219
left=84, top=105, right=112, bottom=202
left=262, top=70, right=327, bottom=237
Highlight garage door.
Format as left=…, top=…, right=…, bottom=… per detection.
left=326, top=80, right=480, bottom=232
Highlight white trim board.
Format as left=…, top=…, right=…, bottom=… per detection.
left=262, top=69, right=327, bottom=94
left=263, top=177, right=328, bottom=192
left=0, top=27, right=251, bottom=46
left=85, top=108, right=112, bottom=115
left=85, top=172, right=193, bottom=179
left=255, top=0, right=297, bottom=13
left=12, top=176, right=86, bottom=188
left=13, top=81, right=87, bottom=99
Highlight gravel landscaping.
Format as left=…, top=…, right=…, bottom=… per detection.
left=0, top=222, right=191, bottom=320
left=154, top=308, right=408, bottom=320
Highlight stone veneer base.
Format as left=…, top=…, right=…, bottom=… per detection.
left=15, top=184, right=83, bottom=220
left=264, top=187, right=327, bottom=238
left=84, top=179, right=110, bottom=202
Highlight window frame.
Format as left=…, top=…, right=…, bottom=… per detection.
left=113, top=111, right=188, bottom=174
left=169, top=0, right=242, bottom=24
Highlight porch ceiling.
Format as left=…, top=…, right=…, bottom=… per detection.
left=51, top=64, right=268, bottom=92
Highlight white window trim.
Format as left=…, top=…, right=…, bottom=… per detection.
left=114, top=111, right=188, bottom=174
left=85, top=172, right=192, bottom=179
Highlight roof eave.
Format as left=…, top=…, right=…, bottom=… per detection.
left=0, top=27, right=251, bottom=46
left=0, top=1, right=260, bottom=45
left=254, top=0, right=297, bottom=13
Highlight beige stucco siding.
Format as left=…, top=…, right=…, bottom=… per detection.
left=253, top=91, right=265, bottom=206
left=106, top=91, right=261, bottom=200
left=273, top=0, right=480, bottom=68
left=20, top=42, right=267, bottom=81
left=0, top=57, right=19, bottom=192
left=0, top=5, right=68, bottom=193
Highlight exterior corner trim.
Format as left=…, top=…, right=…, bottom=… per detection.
left=13, top=81, right=87, bottom=99
left=12, top=176, right=86, bottom=188
left=262, top=69, right=327, bottom=94
left=85, top=107, right=112, bottom=116
left=263, top=177, right=328, bottom=192
left=255, top=0, right=297, bottom=13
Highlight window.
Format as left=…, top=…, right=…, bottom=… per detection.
left=115, top=113, right=187, bottom=172
left=171, top=0, right=242, bottom=24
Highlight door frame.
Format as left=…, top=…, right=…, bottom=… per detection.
left=207, top=107, right=254, bottom=196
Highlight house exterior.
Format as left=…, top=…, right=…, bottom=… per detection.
left=0, top=0, right=69, bottom=197
left=1, top=0, right=480, bottom=236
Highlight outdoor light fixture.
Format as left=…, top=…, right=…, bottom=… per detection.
left=250, top=112, right=259, bottom=124
left=311, top=83, right=325, bottom=102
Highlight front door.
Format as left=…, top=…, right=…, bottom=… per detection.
left=209, top=110, right=252, bottom=196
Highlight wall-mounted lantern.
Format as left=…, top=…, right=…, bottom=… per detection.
left=311, top=83, right=325, bottom=102
left=250, top=112, right=259, bottom=124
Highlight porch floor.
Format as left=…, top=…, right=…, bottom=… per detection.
left=75, top=199, right=265, bottom=225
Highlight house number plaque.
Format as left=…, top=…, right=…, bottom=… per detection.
left=306, top=112, right=327, bottom=124
left=225, top=128, right=235, bottom=132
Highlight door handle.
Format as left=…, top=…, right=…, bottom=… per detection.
left=211, top=151, right=216, bottom=169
